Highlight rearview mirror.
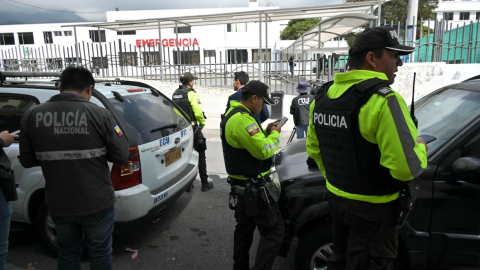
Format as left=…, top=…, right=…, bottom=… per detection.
left=451, top=156, right=480, bottom=185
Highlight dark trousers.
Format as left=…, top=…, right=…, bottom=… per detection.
left=327, top=191, right=399, bottom=270
left=196, top=147, right=208, bottom=183
left=233, top=197, right=285, bottom=270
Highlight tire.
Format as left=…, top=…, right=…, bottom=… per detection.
left=295, top=224, right=333, bottom=270
left=36, top=202, right=59, bottom=255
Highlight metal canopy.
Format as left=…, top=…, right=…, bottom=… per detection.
left=62, top=1, right=385, bottom=31
left=282, top=13, right=376, bottom=51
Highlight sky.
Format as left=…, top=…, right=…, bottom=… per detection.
left=0, top=0, right=344, bottom=24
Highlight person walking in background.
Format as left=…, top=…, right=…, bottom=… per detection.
left=288, top=56, right=294, bottom=76
left=226, top=71, right=269, bottom=124
left=0, top=131, right=18, bottom=270
left=20, top=67, right=130, bottom=269
left=290, top=81, right=314, bottom=139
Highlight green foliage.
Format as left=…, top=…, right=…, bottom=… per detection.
left=279, top=18, right=321, bottom=40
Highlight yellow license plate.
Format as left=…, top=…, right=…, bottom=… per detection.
left=165, top=147, right=182, bottom=167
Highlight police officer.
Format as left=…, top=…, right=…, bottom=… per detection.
left=306, top=26, right=428, bottom=269
left=290, top=81, right=314, bottom=139
left=172, top=72, right=213, bottom=191
left=0, top=131, right=18, bottom=269
left=221, top=80, right=285, bottom=270
left=20, top=67, right=129, bottom=269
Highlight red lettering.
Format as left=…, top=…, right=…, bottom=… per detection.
left=169, top=39, right=174, bottom=46
left=177, top=39, right=182, bottom=46
left=149, top=39, right=154, bottom=47
left=136, top=40, right=141, bottom=47
left=183, top=38, right=188, bottom=46
left=189, top=38, right=191, bottom=46
left=192, top=38, right=199, bottom=46
left=155, top=39, right=160, bottom=46
left=142, top=39, right=149, bottom=47
left=162, top=39, right=168, bottom=46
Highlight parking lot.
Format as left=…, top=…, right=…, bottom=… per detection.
left=6, top=132, right=295, bottom=270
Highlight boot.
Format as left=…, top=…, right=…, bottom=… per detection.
left=201, top=180, right=214, bottom=191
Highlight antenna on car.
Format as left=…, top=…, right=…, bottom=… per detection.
left=411, top=72, right=418, bottom=128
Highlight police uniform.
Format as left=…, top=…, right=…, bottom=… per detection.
left=306, top=27, right=428, bottom=269
left=20, top=87, right=129, bottom=269
left=172, top=72, right=211, bottom=191
left=221, top=81, right=284, bottom=270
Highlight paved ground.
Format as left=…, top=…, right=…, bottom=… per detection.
left=6, top=131, right=298, bottom=270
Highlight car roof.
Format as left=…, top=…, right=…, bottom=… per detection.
left=0, top=79, right=152, bottom=100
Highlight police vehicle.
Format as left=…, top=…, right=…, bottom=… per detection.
left=0, top=72, right=199, bottom=254
left=272, top=77, right=480, bottom=269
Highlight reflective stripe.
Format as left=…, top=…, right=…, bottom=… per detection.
left=387, top=96, right=425, bottom=177
left=35, top=147, right=107, bottom=161
left=263, top=136, right=281, bottom=150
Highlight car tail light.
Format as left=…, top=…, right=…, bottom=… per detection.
left=111, top=147, right=142, bottom=190
left=127, top=88, right=143, bottom=93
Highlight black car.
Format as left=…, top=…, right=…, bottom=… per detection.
left=272, top=79, right=480, bottom=270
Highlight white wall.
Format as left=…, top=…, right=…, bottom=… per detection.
left=391, top=63, right=480, bottom=103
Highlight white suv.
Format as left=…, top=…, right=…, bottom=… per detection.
left=0, top=72, right=198, bottom=253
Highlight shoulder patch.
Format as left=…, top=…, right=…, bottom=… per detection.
left=376, top=87, right=394, bottom=97
left=114, top=125, right=123, bottom=137
left=196, top=99, right=201, bottom=104
left=245, top=123, right=260, bottom=136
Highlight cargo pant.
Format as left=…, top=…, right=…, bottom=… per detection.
left=327, top=190, right=399, bottom=270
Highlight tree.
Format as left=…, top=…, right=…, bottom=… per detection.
left=342, top=0, right=438, bottom=46
left=280, top=18, right=321, bottom=40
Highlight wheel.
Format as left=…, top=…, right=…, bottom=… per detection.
left=36, top=202, right=59, bottom=255
left=295, top=224, right=333, bottom=270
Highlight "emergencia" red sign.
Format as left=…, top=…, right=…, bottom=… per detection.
left=136, top=38, right=199, bottom=47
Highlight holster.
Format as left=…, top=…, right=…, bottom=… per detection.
left=193, top=125, right=207, bottom=151
left=0, top=168, right=17, bottom=202
left=397, top=183, right=417, bottom=228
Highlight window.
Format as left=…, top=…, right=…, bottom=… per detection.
left=109, top=93, right=189, bottom=145
left=64, top=31, right=72, bottom=36
left=227, top=49, right=248, bottom=63
left=204, top=50, right=216, bottom=58
left=173, top=50, right=200, bottom=65
left=142, top=52, right=160, bottom=66
left=18, top=32, right=34, bottom=45
left=443, top=12, right=453, bottom=20
left=120, top=52, right=138, bottom=66
left=89, top=30, right=106, bottom=42
left=53, top=31, right=62, bottom=36
left=252, top=49, right=271, bottom=63
left=0, top=33, right=15, bottom=45
left=92, top=57, right=108, bottom=68
left=460, top=12, right=470, bottom=20
left=227, top=23, right=247, bottom=33
left=173, top=26, right=191, bottom=34
left=46, top=58, right=62, bottom=69
left=2, top=59, right=18, bottom=71
left=333, top=36, right=343, bottom=41
left=0, top=96, right=38, bottom=134
left=43, top=32, right=53, bottom=44
left=117, top=30, right=136, bottom=35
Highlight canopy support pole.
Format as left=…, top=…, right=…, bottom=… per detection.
left=377, top=4, right=382, bottom=26
left=265, top=13, right=268, bottom=86
left=301, top=35, right=304, bottom=78
left=259, top=13, right=263, bottom=82
left=175, top=21, right=180, bottom=79
left=97, top=27, right=104, bottom=77
left=74, top=26, right=80, bottom=67
left=158, top=20, right=163, bottom=81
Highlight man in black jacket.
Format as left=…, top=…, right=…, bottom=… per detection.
left=290, top=81, right=314, bottom=139
left=0, top=131, right=18, bottom=269
left=20, top=67, right=129, bottom=270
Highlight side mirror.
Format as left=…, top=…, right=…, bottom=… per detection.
left=451, top=156, right=480, bottom=185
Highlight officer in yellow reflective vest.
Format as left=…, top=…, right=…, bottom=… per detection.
left=306, top=26, right=428, bottom=269
left=172, top=72, right=213, bottom=191
left=221, top=81, right=285, bottom=270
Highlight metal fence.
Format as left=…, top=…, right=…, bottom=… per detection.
left=1, top=19, right=478, bottom=95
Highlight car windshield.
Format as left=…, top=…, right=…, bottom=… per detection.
left=415, top=88, right=480, bottom=155
left=109, top=93, right=189, bottom=145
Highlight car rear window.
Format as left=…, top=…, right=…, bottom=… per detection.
left=415, top=88, right=480, bottom=154
left=109, top=93, right=189, bottom=145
